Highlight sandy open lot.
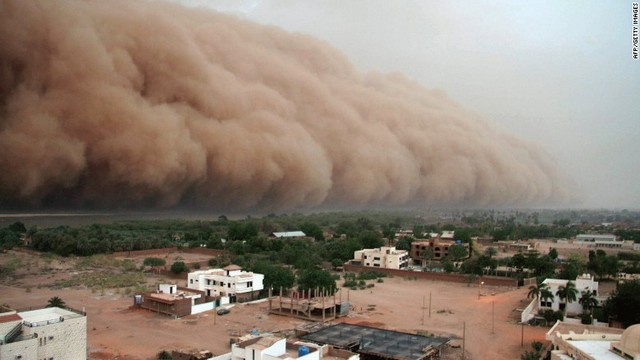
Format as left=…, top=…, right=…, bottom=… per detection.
left=1, top=250, right=549, bottom=359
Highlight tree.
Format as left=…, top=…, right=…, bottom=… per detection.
left=142, top=257, right=167, bottom=267
left=170, top=261, right=188, bottom=274
left=578, top=290, right=598, bottom=314
left=358, top=231, right=383, bottom=249
left=603, top=280, right=640, bottom=328
left=540, top=287, right=554, bottom=308
left=441, top=259, right=455, bottom=273
left=511, top=253, right=526, bottom=272
left=520, top=340, right=543, bottom=360
left=296, top=268, right=336, bottom=293
left=300, top=223, right=324, bottom=241
left=251, top=262, right=295, bottom=291
left=558, top=254, right=586, bottom=280
left=484, top=247, right=497, bottom=258
left=143, top=257, right=166, bottom=270
left=7, top=222, right=27, bottom=234
left=448, top=244, right=467, bottom=261
left=47, top=296, right=66, bottom=308
left=395, top=236, right=413, bottom=252
left=421, top=247, right=434, bottom=270
left=548, top=248, right=559, bottom=260
left=528, top=282, right=549, bottom=300
left=556, top=281, right=578, bottom=314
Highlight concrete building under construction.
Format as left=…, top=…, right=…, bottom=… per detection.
left=299, top=323, right=450, bottom=360
left=268, top=288, right=350, bottom=322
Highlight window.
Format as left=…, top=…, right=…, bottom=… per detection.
left=190, top=279, right=193, bottom=284
left=228, top=283, right=231, bottom=288
left=247, top=281, right=253, bottom=287
left=374, top=257, right=380, bottom=261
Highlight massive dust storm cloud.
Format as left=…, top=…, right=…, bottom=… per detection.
left=0, top=0, right=575, bottom=211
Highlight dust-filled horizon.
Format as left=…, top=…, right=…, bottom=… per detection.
left=0, top=0, right=578, bottom=211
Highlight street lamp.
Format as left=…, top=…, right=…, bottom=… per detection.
left=478, top=281, right=484, bottom=299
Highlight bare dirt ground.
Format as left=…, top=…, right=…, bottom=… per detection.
left=1, top=250, right=549, bottom=360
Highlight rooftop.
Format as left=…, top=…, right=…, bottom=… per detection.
left=300, top=323, right=448, bottom=360
left=19, top=307, right=84, bottom=327
left=272, top=231, right=306, bottom=238
left=567, top=340, right=621, bottom=360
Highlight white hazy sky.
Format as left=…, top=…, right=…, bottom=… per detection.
left=171, top=0, right=640, bottom=209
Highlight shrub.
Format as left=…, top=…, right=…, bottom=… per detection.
left=358, top=271, right=385, bottom=280
left=143, top=257, right=166, bottom=268
left=581, top=312, right=593, bottom=324
left=343, top=280, right=357, bottom=288
left=170, top=261, right=188, bottom=274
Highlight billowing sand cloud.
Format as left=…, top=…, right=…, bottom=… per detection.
left=0, top=0, right=576, bottom=210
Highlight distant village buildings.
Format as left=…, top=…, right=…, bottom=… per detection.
left=0, top=306, right=87, bottom=359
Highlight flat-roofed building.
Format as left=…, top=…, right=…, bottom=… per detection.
left=539, top=274, right=603, bottom=315
left=139, top=284, right=213, bottom=317
left=352, top=246, right=409, bottom=269
left=0, top=306, right=87, bottom=360
left=188, top=265, right=264, bottom=303
left=575, top=234, right=622, bottom=248
left=545, top=320, right=640, bottom=360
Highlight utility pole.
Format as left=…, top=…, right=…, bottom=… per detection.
left=421, top=295, right=425, bottom=325
left=521, top=323, right=524, bottom=347
left=492, top=301, right=495, bottom=334
left=429, top=291, right=432, bottom=318
left=462, top=322, right=466, bottom=360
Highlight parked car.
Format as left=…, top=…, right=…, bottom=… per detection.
left=217, top=308, right=230, bottom=315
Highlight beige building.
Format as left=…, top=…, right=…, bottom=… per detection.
left=0, top=306, right=87, bottom=360
left=353, top=246, right=409, bottom=269
left=546, top=321, right=640, bottom=359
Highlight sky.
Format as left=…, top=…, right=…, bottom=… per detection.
left=171, top=0, right=640, bottom=209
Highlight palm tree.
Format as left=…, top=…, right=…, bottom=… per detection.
left=46, top=296, right=66, bottom=308
left=540, top=288, right=554, bottom=308
left=556, top=281, right=579, bottom=314
left=578, top=290, right=598, bottom=314
left=527, top=282, right=549, bottom=300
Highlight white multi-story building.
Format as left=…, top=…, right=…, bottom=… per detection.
left=353, top=246, right=409, bottom=269
left=0, top=306, right=87, bottom=359
left=188, top=265, right=264, bottom=303
left=539, top=274, right=603, bottom=315
left=575, top=234, right=622, bottom=248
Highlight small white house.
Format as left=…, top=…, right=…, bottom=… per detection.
left=188, top=265, right=264, bottom=303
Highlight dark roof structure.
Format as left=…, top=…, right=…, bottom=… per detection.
left=300, top=323, right=449, bottom=360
